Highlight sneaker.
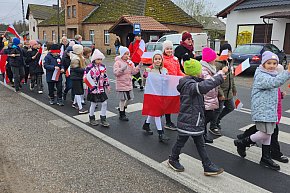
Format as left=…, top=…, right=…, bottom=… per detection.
left=38, top=90, right=43, bottom=94
left=204, top=163, right=224, bottom=176
left=209, top=128, right=222, bottom=136
left=140, top=86, right=144, bottom=91
left=49, top=99, right=55, bottom=105
left=79, top=109, right=88, bottom=114
left=216, top=123, right=222, bottom=130
left=29, top=83, right=34, bottom=90
left=168, top=156, right=185, bottom=172
left=204, top=134, right=213, bottom=143
left=57, top=101, right=64, bottom=106
left=164, top=122, right=177, bottom=131
left=72, top=104, right=79, bottom=110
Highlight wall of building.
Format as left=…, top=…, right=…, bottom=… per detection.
left=163, top=24, right=203, bottom=33
left=28, top=14, right=38, bottom=40
left=38, top=26, right=66, bottom=42
left=225, top=6, right=290, bottom=49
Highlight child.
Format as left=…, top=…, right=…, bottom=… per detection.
left=26, top=40, right=44, bottom=94
left=62, top=46, right=73, bottom=101
left=44, top=44, right=64, bottom=105
left=85, top=49, right=110, bottom=127
left=234, top=51, right=290, bottom=171
left=168, top=58, right=227, bottom=176
left=162, top=40, right=184, bottom=131
left=113, top=46, right=140, bottom=121
left=70, top=44, right=87, bottom=114
left=200, top=47, right=219, bottom=143
left=142, top=50, right=169, bottom=142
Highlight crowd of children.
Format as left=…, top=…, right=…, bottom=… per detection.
left=1, top=31, right=290, bottom=176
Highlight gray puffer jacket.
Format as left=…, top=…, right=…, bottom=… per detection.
left=177, top=74, right=224, bottom=136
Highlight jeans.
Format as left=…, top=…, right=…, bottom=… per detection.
left=24, top=66, right=29, bottom=83
left=36, top=74, right=43, bottom=91
left=115, top=46, right=120, bottom=55
left=64, top=76, right=74, bottom=100
left=211, top=98, right=235, bottom=128
left=6, top=65, right=13, bottom=83
left=47, top=81, right=62, bottom=100
left=205, top=110, right=218, bottom=134
left=171, top=135, right=211, bottom=166
left=11, top=66, right=25, bottom=91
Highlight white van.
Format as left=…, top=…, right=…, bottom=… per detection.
left=157, top=33, right=208, bottom=55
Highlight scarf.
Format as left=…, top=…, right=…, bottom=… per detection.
left=259, top=64, right=278, bottom=76
left=180, top=41, right=193, bottom=52
left=200, top=60, right=216, bottom=74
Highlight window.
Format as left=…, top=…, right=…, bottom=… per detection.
left=52, top=30, right=56, bottom=41
left=67, top=6, right=71, bottom=18
left=269, top=44, right=280, bottom=54
left=89, top=30, right=95, bottom=43
left=104, top=30, right=110, bottom=45
left=72, top=5, right=76, bottom=18
left=43, top=31, right=47, bottom=41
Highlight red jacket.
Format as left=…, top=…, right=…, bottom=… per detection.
left=163, top=54, right=185, bottom=76
left=129, top=40, right=141, bottom=63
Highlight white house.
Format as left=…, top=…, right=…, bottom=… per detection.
left=217, top=0, right=290, bottom=54
left=26, top=4, right=58, bottom=40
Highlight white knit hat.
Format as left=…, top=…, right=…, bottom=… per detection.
left=152, top=50, right=163, bottom=60
left=72, top=44, right=83, bottom=55
left=162, top=40, right=173, bottom=52
left=119, top=46, right=130, bottom=58
left=91, top=49, right=105, bottom=62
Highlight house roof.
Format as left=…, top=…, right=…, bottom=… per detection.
left=26, top=4, right=58, bottom=20
left=198, top=17, right=226, bottom=31
left=261, top=11, right=290, bottom=19
left=217, top=0, right=290, bottom=18
left=109, top=15, right=171, bottom=33
left=83, top=0, right=202, bottom=27
left=37, top=10, right=65, bottom=26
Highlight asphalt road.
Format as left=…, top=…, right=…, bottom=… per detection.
left=2, top=55, right=290, bottom=192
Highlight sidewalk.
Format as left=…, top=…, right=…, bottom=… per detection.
left=0, top=84, right=191, bottom=193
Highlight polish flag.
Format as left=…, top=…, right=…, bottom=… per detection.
left=83, top=71, right=96, bottom=89
left=235, top=98, right=243, bottom=110
left=141, top=52, right=154, bottom=64
left=7, top=24, right=20, bottom=39
left=0, top=54, right=8, bottom=74
left=234, top=58, right=250, bottom=76
left=65, top=66, right=70, bottom=77
left=59, top=45, right=64, bottom=59
left=51, top=68, right=61, bottom=81
left=219, top=49, right=229, bottom=61
left=38, top=44, right=44, bottom=66
left=142, top=73, right=182, bottom=116
left=136, top=40, right=146, bottom=58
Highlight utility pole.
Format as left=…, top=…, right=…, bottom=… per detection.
left=21, top=0, right=26, bottom=40
left=57, top=0, right=60, bottom=44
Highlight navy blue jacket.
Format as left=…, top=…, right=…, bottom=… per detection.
left=44, top=52, right=64, bottom=82
left=5, top=46, right=25, bottom=68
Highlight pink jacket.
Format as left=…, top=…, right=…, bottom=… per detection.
left=277, top=88, right=282, bottom=124
left=113, top=56, right=140, bottom=91
left=201, top=61, right=219, bottom=110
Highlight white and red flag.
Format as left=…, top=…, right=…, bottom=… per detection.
left=6, top=24, right=20, bottom=39
left=235, top=98, right=243, bottom=110
left=59, top=45, right=64, bottom=59
left=83, top=71, right=96, bottom=89
left=51, top=68, right=61, bottom=81
left=141, top=52, right=154, bottom=64
left=219, top=49, right=229, bottom=61
left=38, top=44, right=44, bottom=66
left=142, top=73, right=181, bottom=117
left=136, top=39, right=146, bottom=58
left=234, top=58, right=250, bottom=76
left=65, top=66, right=70, bottom=77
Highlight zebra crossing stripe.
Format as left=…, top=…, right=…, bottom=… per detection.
left=239, top=124, right=290, bottom=145
left=209, top=136, right=290, bottom=176
left=161, top=153, right=270, bottom=193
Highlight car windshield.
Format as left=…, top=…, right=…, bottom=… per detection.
left=233, top=45, right=262, bottom=54
left=155, top=43, right=163, bottom=51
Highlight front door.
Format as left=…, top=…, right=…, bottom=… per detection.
left=283, top=23, right=290, bottom=54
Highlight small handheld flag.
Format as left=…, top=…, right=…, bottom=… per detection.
left=235, top=98, right=243, bottom=110
left=234, top=58, right=250, bottom=76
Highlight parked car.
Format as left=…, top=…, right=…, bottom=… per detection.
left=232, top=43, right=287, bottom=72
left=145, top=42, right=163, bottom=52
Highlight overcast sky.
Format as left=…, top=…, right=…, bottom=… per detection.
left=0, top=0, right=236, bottom=24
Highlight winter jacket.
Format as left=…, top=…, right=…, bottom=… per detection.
left=174, top=44, right=194, bottom=72
left=215, top=59, right=236, bottom=100
left=85, top=62, right=109, bottom=94
left=70, top=53, right=85, bottom=80
left=61, top=51, right=71, bottom=72
left=163, top=54, right=184, bottom=76
left=277, top=88, right=282, bottom=124
left=26, top=48, right=44, bottom=75
left=128, top=39, right=141, bottom=63
left=201, top=60, right=219, bottom=110
left=113, top=56, right=140, bottom=91
left=6, top=46, right=25, bottom=68
left=251, top=67, right=290, bottom=123
left=44, top=52, right=63, bottom=82
left=177, top=74, right=224, bottom=136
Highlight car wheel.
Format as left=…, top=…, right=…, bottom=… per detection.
left=282, top=58, right=287, bottom=69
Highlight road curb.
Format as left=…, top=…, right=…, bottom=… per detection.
left=0, top=81, right=210, bottom=193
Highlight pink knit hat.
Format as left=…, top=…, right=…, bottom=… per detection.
left=29, top=40, right=38, bottom=47
left=91, top=49, right=105, bottom=62
left=202, top=47, right=217, bottom=63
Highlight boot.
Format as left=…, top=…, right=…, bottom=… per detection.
left=234, top=136, right=255, bottom=158
left=138, top=79, right=143, bottom=90
left=157, top=130, right=170, bottom=142
left=237, top=125, right=257, bottom=139
left=260, top=145, right=280, bottom=171
left=89, top=115, right=99, bottom=126
left=119, top=110, right=129, bottom=121
left=100, top=115, right=110, bottom=127
left=142, top=121, right=153, bottom=135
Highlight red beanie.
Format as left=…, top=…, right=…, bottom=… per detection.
left=182, top=32, right=192, bottom=41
